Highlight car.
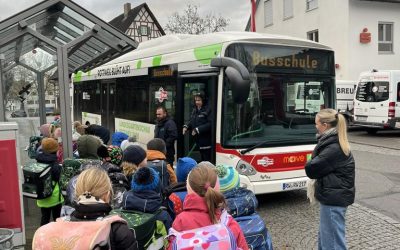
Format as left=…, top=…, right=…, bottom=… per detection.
left=11, top=110, right=27, bottom=118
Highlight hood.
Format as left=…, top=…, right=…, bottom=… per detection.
left=182, top=193, right=209, bottom=213
left=123, top=189, right=162, bottom=213
left=147, top=150, right=166, bottom=161
left=77, top=135, right=102, bottom=159
left=36, top=152, right=58, bottom=164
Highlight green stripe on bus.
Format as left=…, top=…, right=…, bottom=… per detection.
left=152, top=56, right=162, bottom=66
left=137, top=60, right=142, bottom=69
left=194, top=43, right=223, bottom=65
left=74, top=71, right=83, bottom=82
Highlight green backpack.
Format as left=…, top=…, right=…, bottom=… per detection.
left=22, top=162, right=53, bottom=199
left=110, top=209, right=165, bottom=250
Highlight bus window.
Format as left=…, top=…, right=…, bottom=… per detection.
left=355, top=81, right=389, bottom=102
left=149, top=83, right=176, bottom=121
left=397, top=82, right=400, bottom=102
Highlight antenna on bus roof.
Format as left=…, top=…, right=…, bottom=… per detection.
left=372, top=69, right=378, bottom=72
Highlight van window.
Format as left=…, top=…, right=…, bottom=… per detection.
left=355, top=81, right=389, bottom=102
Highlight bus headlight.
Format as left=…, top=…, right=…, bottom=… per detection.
left=236, top=160, right=256, bottom=176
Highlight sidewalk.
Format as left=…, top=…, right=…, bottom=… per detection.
left=258, top=190, right=400, bottom=250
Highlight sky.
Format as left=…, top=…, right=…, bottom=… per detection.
left=0, top=0, right=251, bottom=31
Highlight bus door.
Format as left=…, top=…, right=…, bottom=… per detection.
left=101, top=80, right=116, bottom=133
left=177, top=73, right=218, bottom=163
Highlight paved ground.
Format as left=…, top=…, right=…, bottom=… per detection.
left=257, top=190, right=400, bottom=250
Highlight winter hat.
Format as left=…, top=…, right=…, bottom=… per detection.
left=77, top=135, right=103, bottom=159
left=99, top=145, right=123, bottom=166
left=111, top=132, right=129, bottom=147
left=122, top=145, right=146, bottom=166
left=176, top=157, right=197, bottom=182
left=216, top=165, right=240, bottom=193
left=131, top=167, right=160, bottom=191
left=41, top=138, right=59, bottom=154
left=39, top=124, right=51, bottom=137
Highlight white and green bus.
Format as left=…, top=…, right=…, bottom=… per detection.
left=72, top=32, right=335, bottom=194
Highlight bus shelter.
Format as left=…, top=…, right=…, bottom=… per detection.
left=0, top=0, right=138, bottom=159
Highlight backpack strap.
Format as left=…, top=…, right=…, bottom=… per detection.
left=169, top=193, right=183, bottom=215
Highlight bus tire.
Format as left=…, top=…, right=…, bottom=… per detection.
left=366, top=128, right=378, bottom=135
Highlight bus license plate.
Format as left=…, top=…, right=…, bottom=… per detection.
left=282, top=181, right=306, bottom=191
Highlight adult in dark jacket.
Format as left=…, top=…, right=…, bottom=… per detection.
left=154, top=106, right=177, bottom=166
left=122, top=167, right=172, bottom=230
left=305, top=109, right=355, bottom=250
left=36, top=138, right=64, bottom=225
left=85, top=124, right=110, bottom=144
left=71, top=167, right=138, bottom=250
left=182, top=91, right=212, bottom=162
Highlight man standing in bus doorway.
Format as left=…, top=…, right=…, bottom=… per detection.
left=182, top=91, right=212, bottom=162
left=154, top=106, right=178, bottom=166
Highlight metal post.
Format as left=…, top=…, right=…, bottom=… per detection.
left=0, top=54, right=5, bottom=122
left=37, top=72, right=47, bottom=125
left=57, top=46, right=73, bottom=158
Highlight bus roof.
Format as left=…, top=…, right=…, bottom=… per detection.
left=104, top=31, right=333, bottom=66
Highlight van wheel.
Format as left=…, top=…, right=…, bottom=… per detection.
left=366, top=128, right=378, bottom=135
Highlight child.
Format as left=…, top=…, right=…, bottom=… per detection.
left=121, top=145, right=147, bottom=184
left=36, top=138, right=64, bottom=225
left=168, top=162, right=249, bottom=250
left=122, top=167, right=172, bottom=230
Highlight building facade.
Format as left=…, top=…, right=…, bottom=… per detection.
left=247, top=0, right=400, bottom=80
left=109, top=3, right=165, bottom=43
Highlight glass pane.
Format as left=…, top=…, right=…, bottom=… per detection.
left=385, top=24, right=392, bottom=41
left=378, top=24, right=384, bottom=41
left=356, top=81, right=389, bottom=102
left=378, top=43, right=392, bottom=52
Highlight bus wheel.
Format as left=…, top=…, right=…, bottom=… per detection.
left=366, top=128, right=378, bottom=135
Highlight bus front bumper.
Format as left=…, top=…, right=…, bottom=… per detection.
left=239, top=175, right=310, bottom=194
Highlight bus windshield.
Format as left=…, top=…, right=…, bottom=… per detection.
left=222, top=43, right=335, bottom=148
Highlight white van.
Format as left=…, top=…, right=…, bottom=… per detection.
left=353, top=70, right=400, bottom=134
left=336, top=80, right=357, bottom=125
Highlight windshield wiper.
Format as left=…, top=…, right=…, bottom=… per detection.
left=240, top=140, right=270, bottom=155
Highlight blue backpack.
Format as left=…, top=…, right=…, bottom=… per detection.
left=224, top=187, right=258, bottom=218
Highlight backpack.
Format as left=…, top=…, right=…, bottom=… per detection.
left=148, top=160, right=170, bottom=192
left=60, top=158, right=102, bottom=191
left=163, top=182, right=187, bottom=219
left=32, top=215, right=133, bottom=250
left=168, top=211, right=237, bottom=250
left=27, top=136, right=42, bottom=159
left=110, top=209, right=162, bottom=250
left=108, top=172, right=129, bottom=209
left=224, top=187, right=259, bottom=218
left=22, top=162, right=55, bottom=199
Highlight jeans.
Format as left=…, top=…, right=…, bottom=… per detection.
left=318, top=203, right=347, bottom=250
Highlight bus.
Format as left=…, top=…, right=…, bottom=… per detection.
left=72, top=32, right=336, bottom=194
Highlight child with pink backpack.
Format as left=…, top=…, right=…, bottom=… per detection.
left=167, top=162, right=249, bottom=250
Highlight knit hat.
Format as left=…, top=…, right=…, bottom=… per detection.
left=41, top=138, right=59, bottom=154
left=111, top=132, right=129, bottom=147
left=99, top=145, right=123, bottom=165
left=216, top=165, right=240, bottom=193
left=122, top=145, right=146, bottom=166
left=39, top=124, right=51, bottom=137
left=131, top=167, right=160, bottom=191
left=176, top=157, right=197, bottom=182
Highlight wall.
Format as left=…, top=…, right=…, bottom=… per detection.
left=348, top=0, right=400, bottom=80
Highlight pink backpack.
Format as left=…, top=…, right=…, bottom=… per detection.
left=32, top=215, right=127, bottom=250
left=168, top=211, right=238, bottom=250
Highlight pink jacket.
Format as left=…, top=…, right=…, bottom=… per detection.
left=167, top=193, right=249, bottom=250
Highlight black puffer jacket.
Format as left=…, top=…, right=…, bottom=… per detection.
left=71, top=200, right=138, bottom=250
left=305, top=133, right=355, bottom=207
left=185, top=105, right=212, bottom=148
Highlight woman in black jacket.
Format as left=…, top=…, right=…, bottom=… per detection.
left=305, top=109, right=355, bottom=250
left=71, top=166, right=138, bottom=250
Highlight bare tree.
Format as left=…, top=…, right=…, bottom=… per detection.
left=165, top=4, right=229, bottom=34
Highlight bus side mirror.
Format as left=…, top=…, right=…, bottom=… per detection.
left=225, top=66, right=250, bottom=104
left=211, top=57, right=251, bottom=104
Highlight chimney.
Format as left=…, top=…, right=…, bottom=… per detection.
left=124, top=3, right=131, bottom=19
